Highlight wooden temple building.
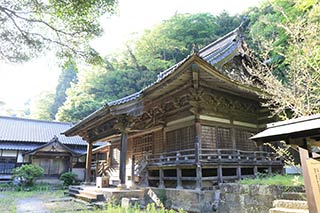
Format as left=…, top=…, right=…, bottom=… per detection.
left=64, top=26, right=283, bottom=190
left=0, top=116, right=88, bottom=180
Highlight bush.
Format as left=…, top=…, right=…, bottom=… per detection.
left=12, top=164, right=44, bottom=187
left=60, top=172, right=77, bottom=186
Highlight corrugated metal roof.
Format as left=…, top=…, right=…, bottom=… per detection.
left=251, top=114, right=320, bottom=142
left=0, top=116, right=86, bottom=145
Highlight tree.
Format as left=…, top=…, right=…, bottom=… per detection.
left=12, top=164, right=44, bottom=186
left=31, top=91, right=55, bottom=120
left=0, top=0, right=117, bottom=63
left=131, top=12, right=241, bottom=72
left=244, top=0, right=320, bottom=119
left=55, top=12, right=242, bottom=122
left=56, top=66, right=155, bottom=122
left=50, top=61, right=78, bottom=119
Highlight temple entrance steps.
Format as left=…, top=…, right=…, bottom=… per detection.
left=68, top=186, right=105, bottom=203
left=68, top=185, right=145, bottom=204
left=269, top=200, right=309, bottom=213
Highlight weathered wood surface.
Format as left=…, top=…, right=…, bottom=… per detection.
left=147, top=148, right=282, bottom=166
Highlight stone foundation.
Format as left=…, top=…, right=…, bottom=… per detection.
left=147, top=184, right=305, bottom=213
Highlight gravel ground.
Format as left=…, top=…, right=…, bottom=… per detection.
left=0, top=191, right=90, bottom=213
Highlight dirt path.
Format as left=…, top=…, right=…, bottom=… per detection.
left=16, top=196, right=50, bottom=213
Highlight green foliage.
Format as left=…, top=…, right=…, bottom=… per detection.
left=245, top=0, right=320, bottom=118
left=60, top=172, right=78, bottom=186
left=50, top=61, right=78, bottom=120
left=55, top=12, right=241, bottom=122
left=240, top=174, right=304, bottom=186
left=132, top=12, right=241, bottom=72
left=246, top=0, right=319, bottom=82
left=12, top=164, right=44, bottom=187
left=0, top=0, right=117, bottom=63
left=31, top=91, right=55, bottom=120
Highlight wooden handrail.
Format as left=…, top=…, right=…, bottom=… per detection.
left=146, top=148, right=282, bottom=165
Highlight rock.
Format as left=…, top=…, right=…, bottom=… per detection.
left=121, top=197, right=141, bottom=208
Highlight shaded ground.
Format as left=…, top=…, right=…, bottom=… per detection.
left=16, top=196, right=50, bottom=213
left=0, top=190, right=90, bottom=213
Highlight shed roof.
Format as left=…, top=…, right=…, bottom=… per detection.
left=250, top=114, right=320, bottom=144
left=0, top=116, right=86, bottom=145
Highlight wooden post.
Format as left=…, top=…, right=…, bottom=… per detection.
left=237, top=166, right=241, bottom=180
left=195, top=122, right=202, bottom=190
left=218, top=165, right=223, bottom=183
left=119, top=131, right=128, bottom=187
left=195, top=123, right=201, bottom=164
left=159, top=168, right=164, bottom=188
left=177, top=167, right=182, bottom=189
left=85, top=142, right=93, bottom=183
left=299, top=147, right=320, bottom=213
left=95, top=153, right=99, bottom=177
left=195, top=164, right=202, bottom=190
left=253, top=166, right=258, bottom=178
left=131, top=155, right=135, bottom=188
left=268, top=166, right=272, bottom=175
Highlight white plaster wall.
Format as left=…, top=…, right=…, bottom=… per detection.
left=17, top=151, right=24, bottom=163
left=2, top=150, right=17, bottom=157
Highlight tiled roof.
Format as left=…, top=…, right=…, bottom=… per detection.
left=0, top=116, right=86, bottom=145
left=0, top=142, right=40, bottom=151
left=106, top=27, right=244, bottom=107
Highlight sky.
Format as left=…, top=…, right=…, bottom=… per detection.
left=0, top=0, right=263, bottom=113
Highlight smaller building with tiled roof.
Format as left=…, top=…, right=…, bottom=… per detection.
left=0, top=116, right=89, bottom=180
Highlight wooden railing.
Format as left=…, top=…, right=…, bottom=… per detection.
left=147, top=148, right=283, bottom=166
left=92, top=160, right=111, bottom=177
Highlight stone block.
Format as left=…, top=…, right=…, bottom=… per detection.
left=121, top=197, right=141, bottom=208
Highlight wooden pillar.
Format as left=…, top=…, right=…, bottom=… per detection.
left=268, top=166, right=272, bottom=175
left=195, top=122, right=202, bottom=190
left=195, top=164, right=202, bottom=190
left=131, top=155, right=135, bottom=188
left=237, top=166, right=241, bottom=180
left=85, top=142, right=93, bottom=183
left=218, top=165, right=223, bottom=183
left=119, top=131, right=128, bottom=186
left=231, top=121, right=236, bottom=149
left=176, top=167, right=182, bottom=189
left=95, top=153, right=99, bottom=177
left=159, top=168, right=164, bottom=188
left=253, top=166, right=258, bottom=178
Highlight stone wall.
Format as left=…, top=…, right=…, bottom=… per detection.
left=218, top=184, right=303, bottom=213
left=148, top=184, right=305, bottom=213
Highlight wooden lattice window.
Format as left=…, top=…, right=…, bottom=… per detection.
left=166, top=126, right=195, bottom=152
left=201, top=126, right=217, bottom=149
left=216, top=127, right=232, bottom=149
left=153, top=130, right=163, bottom=154
left=133, top=134, right=153, bottom=161
left=235, top=129, right=257, bottom=151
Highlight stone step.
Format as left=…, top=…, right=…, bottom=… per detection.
left=273, top=200, right=308, bottom=210
left=269, top=207, right=309, bottom=213
left=75, top=193, right=98, bottom=203
left=78, top=190, right=105, bottom=201
left=282, top=192, right=307, bottom=201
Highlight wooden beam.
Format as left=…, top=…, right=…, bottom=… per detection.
left=159, top=168, right=164, bottom=188
left=176, top=167, right=182, bottom=189
left=119, top=131, right=128, bottom=186
left=85, top=142, right=93, bottom=183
